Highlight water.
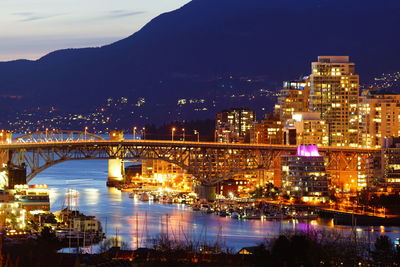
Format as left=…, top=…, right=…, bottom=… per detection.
left=30, top=160, right=400, bottom=252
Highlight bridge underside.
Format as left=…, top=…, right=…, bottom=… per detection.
left=1, top=143, right=285, bottom=185
left=0, top=142, right=376, bottom=191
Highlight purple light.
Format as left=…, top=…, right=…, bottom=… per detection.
left=297, top=145, right=321, bottom=157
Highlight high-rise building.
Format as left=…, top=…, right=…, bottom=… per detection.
left=284, top=112, right=329, bottom=146
left=274, top=78, right=310, bottom=123
left=281, top=145, right=329, bottom=202
left=309, top=56, right=359, bottom=147
left=250, top=114, right=283, bottom=144
left=216, top=108, right=256, bottom=143
left=359, top=89, right=400, bottom=148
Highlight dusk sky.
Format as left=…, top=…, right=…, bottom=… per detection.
left=0, top=0, right=190, bottom=61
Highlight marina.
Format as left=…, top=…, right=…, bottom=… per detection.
left=33, top=160, right=400, bottom=252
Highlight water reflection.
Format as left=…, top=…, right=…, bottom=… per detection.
left=30, top=160, right=400, bottom=251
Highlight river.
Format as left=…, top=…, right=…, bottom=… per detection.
left=29, top=159, right=400, bottom=252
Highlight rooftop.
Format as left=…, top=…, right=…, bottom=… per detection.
left=317, top=56, right=350, bottom=63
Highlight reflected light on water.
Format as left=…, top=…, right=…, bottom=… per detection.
left=84, top=188, right=100, bottom=206
left=107, top=187, right=122, bottom=202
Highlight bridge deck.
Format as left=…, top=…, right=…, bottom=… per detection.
left=0, top=139, right=380, bottom=153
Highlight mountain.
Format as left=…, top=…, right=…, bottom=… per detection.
left=1, top=0, right=400, bottom=124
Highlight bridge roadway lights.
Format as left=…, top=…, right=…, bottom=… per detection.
left=107, top=131, right=125, bottom=187
left=197, top=185, right=217, bottom=202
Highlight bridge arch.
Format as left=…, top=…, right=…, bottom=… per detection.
left=15, top=130, right=104, bottom=143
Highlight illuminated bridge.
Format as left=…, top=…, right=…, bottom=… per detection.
left=0, top=130, right=380, bottom=198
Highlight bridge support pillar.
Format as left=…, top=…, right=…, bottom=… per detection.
left=197, top=185, right=216, bottom=202
left=107, top=159, right=124, bottom=187
left=107, top=131, right=125, bottom=187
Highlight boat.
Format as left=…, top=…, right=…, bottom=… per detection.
left=264, top=213, right=291, bottom=220
left=192, top=206, right=200, bottom=211
left=218, top=210, right=228, bottom=217
left=245, top=215, right=261, bottom=220
left=293, top=213, right=319, bottom=220
left=56, top=230, right=105, bottom=247
left=231, top=212, right=240, bottom=219
left=139, top=192, right=150, bottom=202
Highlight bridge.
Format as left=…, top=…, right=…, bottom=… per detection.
left=0, top=130, right=380, bottom=199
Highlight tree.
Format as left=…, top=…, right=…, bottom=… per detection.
left=371, top=235, right=395, bottom=265
left=98, top=237, right=129, bottom=253
left=38, top=226, right=61, bottom=250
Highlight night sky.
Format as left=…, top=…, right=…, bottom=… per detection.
left=0, top=0, right=190, bottom=61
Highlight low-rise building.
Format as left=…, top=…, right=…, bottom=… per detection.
left=250, top=114, right=283, bottom=144
left=73, top=216, right=102, bottom=232
left=13, top=184, right=50, bottom=214
left=0, top=191, right=26, bottom=230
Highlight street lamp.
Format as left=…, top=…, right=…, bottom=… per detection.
left=214, top=130, right=218, bottom=142
left=45, top=128, right=48, bottom=140
left=142, top=127, right=146, bottom=140
left=133, top=126, right=137, bottom=140
left=172, top=128, right=176, bottom=141
left=182, top=128, right=185, bottom=141
left=256, top=131, right=260, bottom=144
left=84, top=126, right=88, bottom=140
left=194, top=130, right=200, bottom=142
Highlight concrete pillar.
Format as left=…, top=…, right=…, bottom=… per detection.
left=107, top=131, right=125, bottom=187
left=197, top=185, right=217, bottom=202
left=0, top=168, right=8, bottom=189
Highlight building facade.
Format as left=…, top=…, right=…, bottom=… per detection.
left=274, top=78, right=310, bottom=123
left=141, top=159, right=192, bottom=191
left=376, top=137, right=400, bottom=193
left=281, top=145, right=329, bottom=202
left=216, top=108, right=256, bottom=143
left=284, top=112, right=329, bottom=146
left=309, top=56, right=359, bottom=147
left=250, top=114, right=283, bottom=144
left=359, top=89, right=400, bottom=148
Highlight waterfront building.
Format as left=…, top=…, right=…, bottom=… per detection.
left=274, top=78, right=310, bottom=123
left=281, top=145, right=329, bottom=202
left=216, top=108, right=256, bottom=143
left=12, top=184, right=50, bottom=214
left=284, top=112, right=329, bottom=146
left=141, top=159, right=192, bottom=191
left=72, top=216, right=102, bottom=232
left=309, top=56, right=359, bottom=147
left=0, top=191, right=26, bottom=230
left=218, top=178, right=250, bottom=198
left=250, top=114, right=283, bottom=144
left=359, top=89, right=400, bottom=148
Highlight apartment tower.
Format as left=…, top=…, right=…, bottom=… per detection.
left=309, top=56, right=359, bottom=147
